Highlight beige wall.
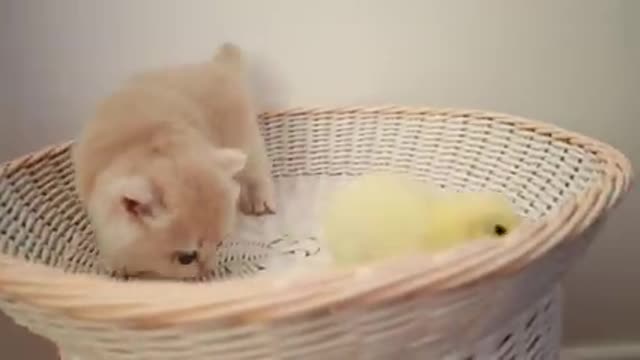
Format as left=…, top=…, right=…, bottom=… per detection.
left=0, top=0, right=638, bottom=357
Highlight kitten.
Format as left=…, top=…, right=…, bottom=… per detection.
left=72, top=43, right=275, bottom=279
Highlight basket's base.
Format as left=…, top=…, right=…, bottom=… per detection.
left=443, top=286, right=563, bottom=359
left=57, top=287, right=563, bottom=360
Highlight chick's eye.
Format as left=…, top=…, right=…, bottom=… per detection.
left=494, top=224, right=507, bottom=236
left=175, top=251, right=198, bottom=265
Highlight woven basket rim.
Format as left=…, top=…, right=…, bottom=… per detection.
left=0, top=105, right=633, bottom=329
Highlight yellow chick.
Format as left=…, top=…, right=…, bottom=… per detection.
left=322, top=173, right=521, bottom=266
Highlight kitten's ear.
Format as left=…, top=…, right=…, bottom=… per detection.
left=112, top=176, right=163, bottom=220
left=212, top=148, right=247, bottom=176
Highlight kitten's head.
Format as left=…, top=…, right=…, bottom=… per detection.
left=90, top=148, right=246, bottom=279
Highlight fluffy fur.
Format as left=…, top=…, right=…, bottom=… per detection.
left=73, top=43, right=275, bottom=279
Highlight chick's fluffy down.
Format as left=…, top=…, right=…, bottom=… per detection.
left=322, top=173, right=521, bottom=266
left=322, top=174, right=437, bottom=266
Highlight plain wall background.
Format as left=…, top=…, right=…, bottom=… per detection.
left=0, top=0, right=638, bottom=358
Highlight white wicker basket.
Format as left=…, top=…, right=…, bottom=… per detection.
left=0, top=106, right=632, bottom=360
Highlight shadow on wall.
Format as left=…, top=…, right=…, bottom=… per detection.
left=249, top=53, right=292, bottom=112
left=0, top=313, right=57, bottom=359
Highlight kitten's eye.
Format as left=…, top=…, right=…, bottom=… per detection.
left=494, top=224, right=507, bottom=236
left=175, top=251, right=198, bottom=265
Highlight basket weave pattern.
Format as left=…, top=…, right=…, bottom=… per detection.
left=0, top=107, right=632, bottom=359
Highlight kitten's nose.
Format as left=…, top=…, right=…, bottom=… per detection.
left=176, top=251, right=198, bottom=265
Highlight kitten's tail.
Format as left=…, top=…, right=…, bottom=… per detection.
left=212, top=42, right=247, bottom=73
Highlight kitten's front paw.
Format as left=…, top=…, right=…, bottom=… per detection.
left=239, top=180, right=276, bottom=215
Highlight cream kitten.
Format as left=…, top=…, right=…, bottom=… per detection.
left=73, top=43, right=275, bottom=279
